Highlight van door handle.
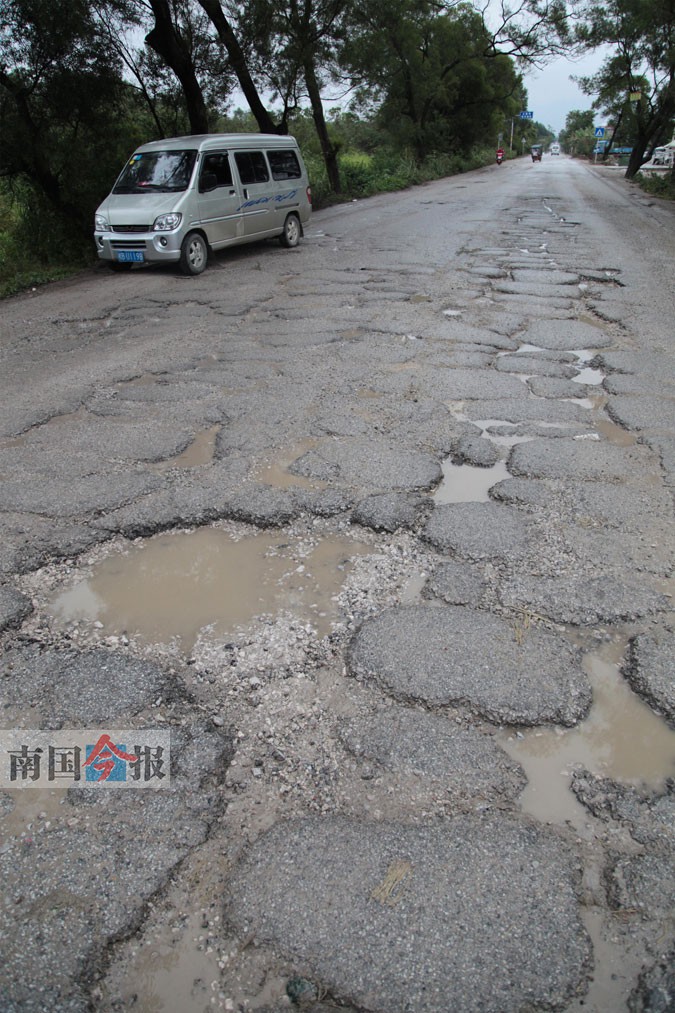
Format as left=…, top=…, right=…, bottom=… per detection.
left=243, top=188, right=249, bottom=199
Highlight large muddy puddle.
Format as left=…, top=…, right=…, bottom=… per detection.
left=502, top=636, right=675, bottom=829
left=49, top=527, right=371, bottom=652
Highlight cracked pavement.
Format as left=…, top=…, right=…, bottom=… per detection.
left=1, top=156, right=674, bottom=1012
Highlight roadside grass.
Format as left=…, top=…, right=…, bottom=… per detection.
left=307, top=146, right=498, bottom=207
left=0, top=189, right=93, bottom=298
left=634, top=169, right=675, bottom=201
left=0, top=259, right=84, bottom=300
left=0, top=146, right=500, bottom=298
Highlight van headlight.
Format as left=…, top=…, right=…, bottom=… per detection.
left=95, top=214, right=110, bottom=232
left=153, top=213, right=182, bottom=232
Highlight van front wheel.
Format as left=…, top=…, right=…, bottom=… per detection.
left=280, top=214, right=301, bottom=248
left=180, top=232, right=208, bottom=275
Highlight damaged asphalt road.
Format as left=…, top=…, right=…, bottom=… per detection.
left=1, top=156, right=674, bottom=1012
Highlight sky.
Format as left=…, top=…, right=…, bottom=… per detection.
left=522, top=49, right=608, bottom=135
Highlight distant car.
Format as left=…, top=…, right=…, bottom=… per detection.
left=550, top=143, right=560, bottom=156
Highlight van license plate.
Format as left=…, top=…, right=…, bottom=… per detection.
left=116, top=250, right=144, bottom=263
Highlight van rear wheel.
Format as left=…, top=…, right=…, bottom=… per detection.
left=279, top=214, right=301, bottom=248
left=180, top=232, right=208, bottom=275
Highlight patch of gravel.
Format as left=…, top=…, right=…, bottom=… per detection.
left=500, top=575, right=670, bottom=626
left=508, top=439, right=656, bottom=483
left=338, top=706, right=526, bottom=801
left=0, top=644, right=175, bottom=727
left=452, top=434, right=501, bottom=467
left=518, top=319, right=614, bottom=350
left=290, top=438, right=442, bottom=492
left=0, top=585, right=33, bottom=633
left=224, top=815, right=592, bottom=1013
left=423, top=501, right=533, bottom=562
left=423, top=560, right=489, bottom=606
left=347, top=604, right=591, bottom=726
left=351, top=492, right=428, bottom=532
left=624, top=631, right=675, bottom=726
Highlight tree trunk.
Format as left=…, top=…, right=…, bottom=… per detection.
left=602, top=110, right=622, bottom=162
left=145, top=0, right=210, bottom=134
left=624, top=89, right=675, bottom=179
left=197, top=0, right=285, bottom=134
left=625, top=139, right=649, bottom=179
left=303, top=59, right=341, bottom=192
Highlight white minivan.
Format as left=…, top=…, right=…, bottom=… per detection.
left=94, top=133, right=312, bottom=275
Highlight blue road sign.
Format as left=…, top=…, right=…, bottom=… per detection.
left=520, top=111, right=534, bottom=120
left=594, top=127, right=605, bottom=137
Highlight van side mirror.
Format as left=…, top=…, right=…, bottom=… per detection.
left=200, top=172, right=218, bottom=193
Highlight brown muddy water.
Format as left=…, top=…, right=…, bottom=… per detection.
left=502, top=636, right=675, bottom=829
left=152, top=425, right=220, bottom=471
left=502, top=635, right=675, bottom=1011
left=49, top=528, right=371, bottom=651
left=251, top=439, right=325, bottom=491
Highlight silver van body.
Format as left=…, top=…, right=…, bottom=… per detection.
left=94, top=133, right=312, bottom=274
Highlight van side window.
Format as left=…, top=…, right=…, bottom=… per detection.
left=267, top=150, right=302, bottom=180
left=234, top=151, right=269, bottom=184
left=199, top=154, right=233, bottom=190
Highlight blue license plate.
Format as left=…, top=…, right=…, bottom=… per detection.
left=116, top=250, right=144, bottom=263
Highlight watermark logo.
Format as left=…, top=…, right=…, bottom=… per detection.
left=0, top=730, right=170, bottom=787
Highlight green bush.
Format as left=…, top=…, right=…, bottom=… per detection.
left=635, top=169, right=675, bottom=200
left=0, top=182, right=92, bottom=299
left=305, top=145, right=500, bottom=209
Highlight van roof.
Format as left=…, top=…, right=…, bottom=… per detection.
left=136, top=133, right=299, bottom=153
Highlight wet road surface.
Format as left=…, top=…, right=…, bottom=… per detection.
left=1, top=155, right=674, bottom=1012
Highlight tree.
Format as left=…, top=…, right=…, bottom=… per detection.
left=558, top=107, right=596, bottom=155
left=574, top=0, right=675, bottom=177
left=275, top=0, right=348, bottom=192
left=0, top=0, right=130, bottom=236
left=198, top=0, right=348, bottom=189
left=343, top=1, right=526, bottom=159
left=143, top=0, right=210, bottom=131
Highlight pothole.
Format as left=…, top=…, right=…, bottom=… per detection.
left=151, top=425, right=220, bottom=471
left=501, top=635, right=675, bottom=831
left=572, top=350, right=605, bottom=386
left=48, top=526, right=371, bottom=652
left=433, top=457, right=510, bottom=503
left=472, top=419, right=535, bottom=448
left=565, top=907, right=654, bottom=1013
left=594, top=416, right=637, bottom=447
left=252, top=440, right=326, bottom=490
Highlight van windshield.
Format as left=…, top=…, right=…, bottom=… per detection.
left=113, top=150, right=197, bottom=194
